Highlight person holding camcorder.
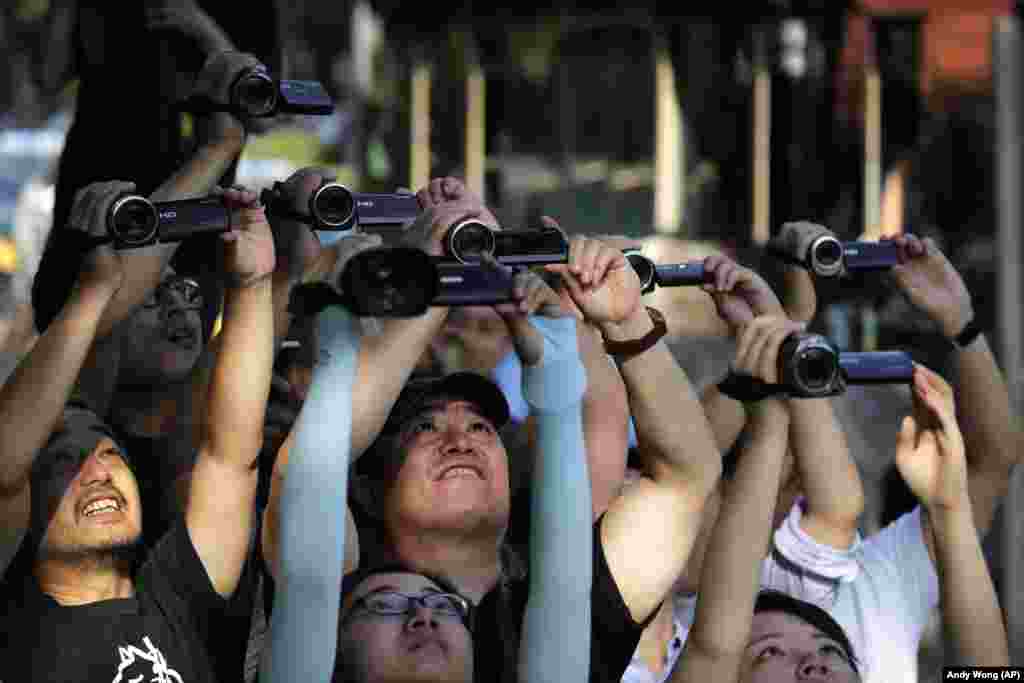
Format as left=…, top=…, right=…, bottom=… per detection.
left=0, top=180, right=277, bottom=683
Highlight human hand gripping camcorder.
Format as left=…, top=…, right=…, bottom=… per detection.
left=106, top=195, right=231, bottom=249
left=776, top=333, right=914, bottom=398
left=767, top=221, right=900, bottom=278
left=261, top=181, right=422, bottom=233
left=184, top=66, right=334, bottom=118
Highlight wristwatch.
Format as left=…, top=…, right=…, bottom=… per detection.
left=953, top=318, right=984, bottom=349
left=604, top=307, right=667, bottom=358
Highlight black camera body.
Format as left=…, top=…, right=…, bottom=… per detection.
left=336, top=247, right=520, bottom=317
left=768, top=221, right=900, bottom=277
left=230, top=68, right=334, bottom=117
left=107, top=195, right=230, bottom=249
left=261, top=182, right=420, bottom=232
left=622, top=250, right=709, bottom=294
left=778, top=333, right=914, bottom=398
left=441, top=221, right=569, bottom=266
left=183, top=68, right=334, bottom=118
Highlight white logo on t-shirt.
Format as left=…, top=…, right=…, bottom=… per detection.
left=111, top=636, right=183, bottom=683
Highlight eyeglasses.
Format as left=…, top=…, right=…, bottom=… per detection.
left=144, top=277, right=203, bottom=310
left=345, top=591, right=473, bottom=630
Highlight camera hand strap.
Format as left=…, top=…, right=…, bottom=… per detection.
left=717, top=370, right=787, bottom=402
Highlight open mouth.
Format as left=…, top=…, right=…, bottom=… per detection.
left=79, top=495, right=124, bottom=520
left=437, top=462, right=484, bottom=481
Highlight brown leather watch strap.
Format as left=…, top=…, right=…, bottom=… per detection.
left=604, top=307, right=667, bottom=359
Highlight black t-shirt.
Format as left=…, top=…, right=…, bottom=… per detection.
left=0, top=519, right=227, bottom=682
left=472, top=514, right=655, bottom=683
left=115, top=431, right=261, bottom=683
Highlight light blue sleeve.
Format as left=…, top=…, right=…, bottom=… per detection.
left=495, top=346, right=638, bottom=448
left=517, top=315, right=592, bottom=683
left=261, top=306, right=361, bottom=683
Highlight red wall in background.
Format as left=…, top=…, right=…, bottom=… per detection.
left=845, top=0, right=1013, bottom=111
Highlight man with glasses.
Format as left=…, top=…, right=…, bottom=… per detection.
left=335, top=566, right=474, bottom=683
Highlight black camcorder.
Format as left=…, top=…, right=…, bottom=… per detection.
left=778, top=333, right=914, bottom=398
left=622, top=250, right=711, bottom=294
left=107, top=195, right=230, bottom=249
left=261, top=181, right=421, bottom=232
left=184, top=67, right=334, bottom=118
left=441, top=221, right=569, bottom=266
left=333, top=247, right=521, bottom=317
left=767, top=221, right=899, bottom=278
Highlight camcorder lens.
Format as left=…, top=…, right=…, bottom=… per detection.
left=110, top=197, right=158, bottom=246
left=449, top=222, right=496, bottom=263
left=797, top=347, right=838, bottom=390
left=814, top=239, right=843, bottom=268
left=313, top=185, right=355, bottom=228
left=625, top=252, right=655, bottom=292
left=343, top=247, right=435, bottom=316
left=234, top=71, right=277, bottom=117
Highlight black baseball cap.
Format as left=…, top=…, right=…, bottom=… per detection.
left=357, top=372, right=511, bottom=480
left=382, top=372, right=510, bottom=437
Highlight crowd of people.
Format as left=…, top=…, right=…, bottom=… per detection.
left=0, top=45, right=1020, bottom=683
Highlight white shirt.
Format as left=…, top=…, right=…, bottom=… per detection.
left=621, top=594, right=697, bottom=683
left=761, top=500, right=940, bottom=683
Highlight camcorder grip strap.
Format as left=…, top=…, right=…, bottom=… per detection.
left=261, top=188, right=315, bottom=225
left=176, top=95, right=236, bottom=115
left=717, top=371, right=786, bottom=402
left=287, top=282, right=344, bottom=318
left=67, top=230, right=115, bottom=252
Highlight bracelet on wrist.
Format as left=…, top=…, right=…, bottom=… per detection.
left=603, top=307, right=667, bottom=359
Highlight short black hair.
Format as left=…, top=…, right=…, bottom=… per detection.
left=754, top=590, right=859, bottom=673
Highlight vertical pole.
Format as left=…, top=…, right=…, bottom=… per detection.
left=861, top=17, right=882, bottom=351
left=863, top=17, right=882, bottom=238
left=464, top=33, right=487, bottom=201
left=654, top=37, right=684, bottom=234
left=752, top=25, right=772, bottom=245
left=410, top=50, right=432, bottom=191
left=995, top=15, right=1024, bottom=660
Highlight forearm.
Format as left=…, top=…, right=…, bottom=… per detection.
left=97, top=135, right=245, bottom=337
left=203, top=280, right=274, bottom=465
left=788, top=399, right=864, bottom=539
left=701, top=383, right=747, bottom=453
left=578, top=323, right=629, bottom=517
left=0, top=284, right=115, bottom=491
left=928, top=504, right=1010, bottom=666
left=689, top=405, right=789, bottom=657
left=351, top=308, right=448, bottom=458
left=262, top=307, right=360, bottom=683
left=953, top=336, right=1022, bottom=475
left=520, top=317, right=591, bottom=682
left=606, top=312, right=720, bottom=492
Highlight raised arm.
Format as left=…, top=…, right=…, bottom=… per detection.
left=262, top=305, right=361, bottom=682
left=91, top=52, right=261, bottom=338
left=185, top=187, right=276, bottom=598
left=895, top=364, right=1009, bottom=666
left=489, top=265, right=591, bottom=683
left=887, top=234, right=1023, bottom=544
left=784, top=264, right=863, bottom=549
left=672, top=317, right=798, bottom=683
left=550, top=237, right=722, bottom=625
left=0, top=183, right=128, bottom=575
